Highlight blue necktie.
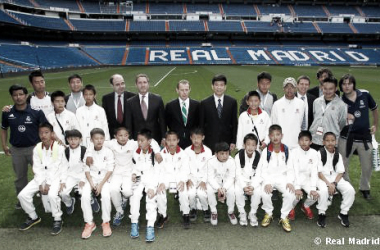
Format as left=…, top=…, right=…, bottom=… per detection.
left=217, top=99, right=222, bottom=119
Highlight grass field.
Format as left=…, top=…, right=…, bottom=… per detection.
left=0, top=65, right=380, bottom=231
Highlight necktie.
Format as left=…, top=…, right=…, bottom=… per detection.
left=117, top=95, right=123, bottom=123
left=182, top=101, right=187, bottom=125
left=141, top=95, right=148, bottom=120
left=301, top=96, right=307, bottom=130
left=217, top=99, right=222, bottom=119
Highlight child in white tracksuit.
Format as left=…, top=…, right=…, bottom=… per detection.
left=287, top=131, right=323, bottom=221
left=235, top=133, right=262, bottom=227
left=236, top=90, right=271, bottom=150
left=207, top=142, right=237, bottom=226
left=316, top=132, right=355, bottom=228
left=129, top=129, right=158, bottom=242
left=156, top=131, right=191, bottom=229
left=184, top=128, right=213, bottom=222
left=18, top=122, right=66, bottom=235
left=81, top=128, right=114, bottom=239
left=259, top=124, right=296, bottom=232
left=60, top=129, right=86, bottom=216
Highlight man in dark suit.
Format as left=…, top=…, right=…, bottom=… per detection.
left=200, top=74, right=238, bottom=153
left=125, top=73, right=166, bottom=145
left=296, top=75, right=316, bottom=130
left=307, top=67, right=340, bottom=98
left=102, top=74, right=135, bottom=138
left=165, top=80, right=200, bottom=149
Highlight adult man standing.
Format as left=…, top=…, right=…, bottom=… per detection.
left=165, top=80, right=199, bottom=149
left=200, top=74, right=237, bottom=152
left=309, top=77, right=347, bottom=150
left=338, top=74, right=378, bottom=200
left=102, top=74, right=135, bottom=139
left=65, top=74, right=85, bottom=114
left=1, top=85, right=47, bottom=209
left=27, top=70, right=53, bottom=116
left=295, top=75, right=316, bottom=130
left=239, top=72, right=277, bottom=116
left=125, top=74, right=166, bottom=145
left=271, top=77, right=306, bottom=150
left=307, top=67, right=340, bottom=98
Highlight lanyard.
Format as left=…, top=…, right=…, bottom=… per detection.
left=249, top=114, right=262, bottom=145
left=260, top=94, right=268, bottom=110
left=71, top=92, right=83, bottom=110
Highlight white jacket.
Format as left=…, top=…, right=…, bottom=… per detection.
left=132, top=147, right=158, bottom=190
left=234, top=150, right=262, bottom=189
left=61, top=146, right=86, bottom=183
left=184, top=144, right=212, bottom=184
left=207, top=156, right=236, bottom=191
left=84, top=146, right=114, bottom=183
left=47, top=109, right=79, bottom=143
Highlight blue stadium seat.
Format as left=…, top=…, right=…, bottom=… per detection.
left=326, top=6, right=359, bottom=16
left=129, top=21, right=166, bottom=32
left=282, top=22, right=318, bottom=33
left=34, top=0, right=80, bottom=12
left=0, top=10, right=20, bottom=25
left=149, top=3, right=183, bottom=14
left=360, top=6, right=380, bottom=18
left=257, top=5, right=291, bottom=15
left=83, top=47, right=125, bottom=65
left=317, top=22, right=353, bottom=34
left=244, top=21, right=281, bottom=33
left=186, top=4, right=220, bottom=13
left=222, top=4, right=256, bottom=16
left=9, top=11, right=70, bottom=30
left=353, top=23, right=380, bottom=34
left=70, top=18, right=126, bottom=32
left=169, top=21, right=205, bottom=32
left=292, top=5, right=327, bottom=17
left=208, top=21, right=243, bottom=32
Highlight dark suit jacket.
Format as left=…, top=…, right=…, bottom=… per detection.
left=102, top=91, right=135, bottom=138
left=296, top=93, right=316, bottom=130
left=199, top=95, right=237, bottom=152
left=165, top=98, right=200, bottom=149
left=125, top=93, right=166, bottom=142
left=307, top=86, right=340, bottom=99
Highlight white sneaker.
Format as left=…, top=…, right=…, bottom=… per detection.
left=239, top=213, right=248, bottom=226
left=248, top=213, right=258, bottom=227
left=228, top=213, right=238, bottom=225
left=211, top=213, right=218, bottom=226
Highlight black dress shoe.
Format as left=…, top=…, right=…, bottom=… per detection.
left=360, top=190, right=372, bottom=200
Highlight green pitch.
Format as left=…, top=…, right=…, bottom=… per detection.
left=0, top=65, right=379, bottom=229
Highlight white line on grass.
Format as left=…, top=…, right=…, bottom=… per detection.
left=172, top=70, right=198, bottom=75
left=154, top=67, right=176, bottom=87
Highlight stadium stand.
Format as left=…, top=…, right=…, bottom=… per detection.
left=292, top=5, right=327, bottom=18
left=81, top=1, right=101, bottom=13
left=9, top=11, right=70, bottom=30
left=81, top=47, right=125, bottom=65
left=317, top=22, right=353, bottom=34
left=186, top=4, right=220, bottom=14
left=69, top=18, right=126, bottom=32
left=326, top=6, right=360, bottom=16
left=149, top=3, right=183, bottom=14
left=244, top=21, right=281, bottom=33
left=35, top=0, right=80, bottom=12
left=129, top=21, right=166, bottom=32
left=257, top=4, right=291, bottom=15
left=282, top=22, right=318, bottom=33
left=207, top=21, right=243, bottom=32
left=0, top=9, right=21, bottom=25
left=222, top=4, right=256, bottom=16
left=360, top=6, right=380, bottom=18
left=353, top=23, right=380, bottom=34
left=169, top=21, right=205, bottom=32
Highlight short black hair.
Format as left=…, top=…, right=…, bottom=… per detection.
left=114, top=127, right=130, bottom=136
left=269, top=124, right=282, bottom=134
left=243, top=133, right=258, bottom=145
left=322, top=77, right=338, bottom=87
left=214, top=142, right=230, bottom=153
left=247, top=90, right=261, bottom=100
left=65, top=129, right=82, bottom=139
left=339, top=74, right=356, bottom=92
left=190, top=127, right=204, bottom=137
left=165, top=130, right=179, bottom=139
left=39, top=122, right=53, bottom=132
left=29, top=70, right=44, bottom=83
left=257, top=72, right=272, bottom=82
left=137, top=128, right=152, bottom=140
left=316, top=67, right=333, bottom=79
left=90, top=128, right=105, bottom=138
left=323, top=132, right=336, bottom=140
left=83, top=84, right=96, bottom=95
left=50, top=90, right=66, bottom=103
left=9, top=84, right=28, bottom=95
left=298, top=130, right=312, bottom=141
left=212, top=74, right=227, bottom=85
left=68, top=74, right=82, bottom=83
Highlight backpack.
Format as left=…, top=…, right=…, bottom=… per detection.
left=319, top=147, right=339, bottom=171
left=238, top=149, right=260, bottom=170
left=266, top=143, right=289, bottom=163
left=65, top=146, right=87, bottom=162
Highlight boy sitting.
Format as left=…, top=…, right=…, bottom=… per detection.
left=259, top=124, right=296, bottom=232
left=206, top=142, right=237, bottom=226
left=81, top=128, right=114, bottom=239
left=316, top=132, right=355, bottom=228
left=184, top=128, right=213, bottom=222
left=235, top=133, right=262, bottom=227
left=18, top=122, right=66, bottom=235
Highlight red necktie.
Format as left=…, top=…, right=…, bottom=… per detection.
left=117, top=95, right=123, bottom=123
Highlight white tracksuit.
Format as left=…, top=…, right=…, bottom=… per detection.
left=207, top=156, right=236, bottom=214
left=184, top=145, right=213, bottom=211
left=259, top=145, right=296, bottom=219
left=18, top=141, right=66, bottom=221
left=60, top=146, right=86, bottom=207
left=271, top=97, right=306, bottom=149
left=129, top=147, right=158, bottom=227
left=82, top=146, right=114, bottom=223
left=47, top=109, right=80, bottom=143
left=234, top=150, right=262, bottom=217
left=317, top=148, right=355, bottom=215
left=288, top=146, right=323, bottom=209
left=156, top=146, right=191, bottom=217
left=236, top=109, right=271, bottom=150
left=76, top=103, right=110, bottom=147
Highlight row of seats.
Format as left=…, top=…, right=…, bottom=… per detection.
left=3, top=1, right=380, bottom=17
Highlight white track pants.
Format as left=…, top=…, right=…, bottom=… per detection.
left=235, top=183, right=261, bottom=216
left=110, top=174, right=133, bottom=213
left=207, top=184, right=236, bottom=214
left=188, top=184, right=208, bottom=211
left=81, top=181, right=111, bottom=223
left=157, top=184, right=190, bottom=217
left=129, top=182, right=157, bottom=227
left=292, top=183, right=319, bottom=208
left=60, top=176, right=83, bottom=207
